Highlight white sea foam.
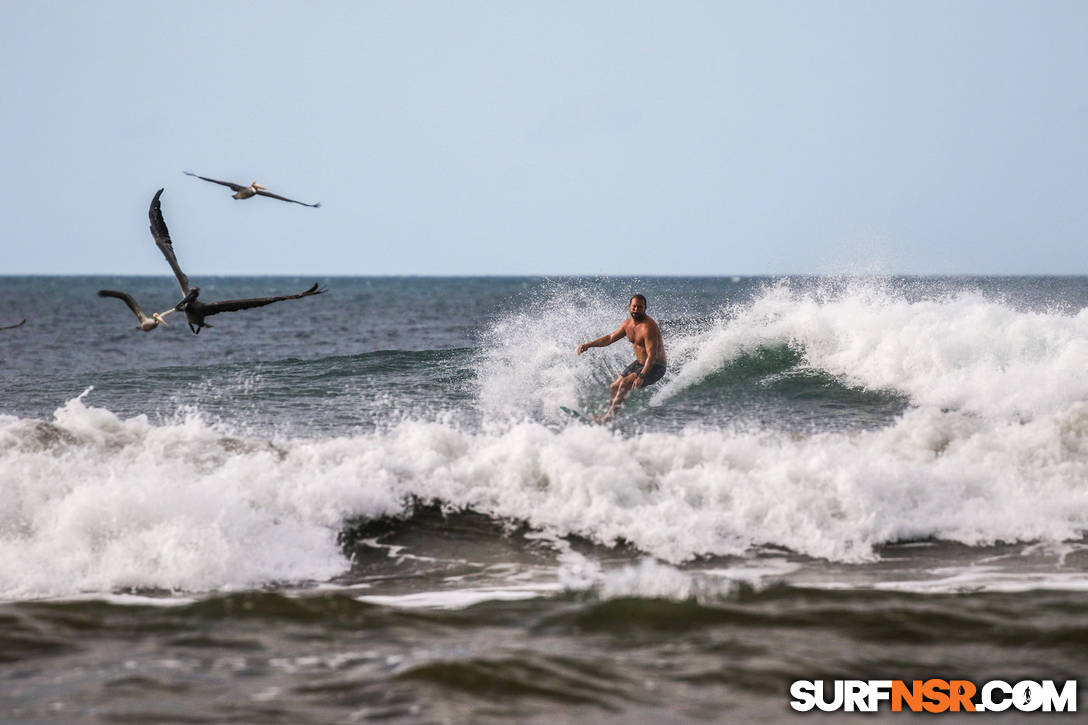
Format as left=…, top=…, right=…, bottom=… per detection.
left=357, top=584, right=561, bottom=609
left=477, top=279, right=1088, bottom=421
left=2, top=281, right=1086, bottom=598
left=657, top=279, right=1088, bottom=419
left=2, top=395, right=1086, bottom=598
left=476, top=283, right=632, bottom=421
left=0, top=390, right=403, bottom=599
left=556, top=554, right=791, bottom=602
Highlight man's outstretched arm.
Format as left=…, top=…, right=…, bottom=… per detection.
left=577, top=325, right=626, bottom=355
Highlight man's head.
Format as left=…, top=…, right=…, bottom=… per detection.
left=629, top=294, right=647, bottom=322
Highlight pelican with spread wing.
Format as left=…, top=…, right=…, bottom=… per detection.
left=183, top=171, right=321, bottom=208
left=149, top=188, right=326, bottom=334
left=97, top=290, right=182, bottom=331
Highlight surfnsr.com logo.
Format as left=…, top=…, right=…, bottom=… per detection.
left=790, top=679, right=1077, bottom=713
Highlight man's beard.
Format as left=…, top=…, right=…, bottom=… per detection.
left=631, top=312, right=646, bottom=322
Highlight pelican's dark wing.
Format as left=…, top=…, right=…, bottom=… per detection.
left=148, top=188, right=191, bottom=297
left=98, top=290, right=148, bottom=322
left=0, top=319, right=26, bottom=330
left=254, top=189, right=321, bottom=208
left=200, top=283, right=326, bottom=317
left=183, top=171, right=245, bottom=192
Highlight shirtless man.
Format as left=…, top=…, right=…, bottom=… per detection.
left=576, top=294, right=667, bottom=422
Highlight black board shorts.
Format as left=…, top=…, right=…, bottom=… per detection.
left=620, top=360, right=667, bottom=386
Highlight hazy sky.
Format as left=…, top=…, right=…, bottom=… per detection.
left=2, top=1, right=1085, bottom=275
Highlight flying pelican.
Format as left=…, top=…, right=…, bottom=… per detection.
left=97, top=290, right=182, bottom=331
left=0, top=319, right=26, bottom=330
left=183, top=171, right=321, bottom=207
left=149, top=188, right=326, bottom=334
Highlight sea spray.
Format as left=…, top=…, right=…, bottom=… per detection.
left=2, top=391, right=1086, bottom=598
left=654, top=278, right=1088, bottom=419
left=3, top=277, right=1087, bottom=599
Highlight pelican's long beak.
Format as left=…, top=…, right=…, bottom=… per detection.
left=154, top=313, right=168, bottom=326
left=253, top=182, right=267, bottom=191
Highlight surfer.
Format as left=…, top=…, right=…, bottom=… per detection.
left=576, top=294, right=667, bottom=422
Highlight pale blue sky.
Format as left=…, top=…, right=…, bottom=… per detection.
left=1, top=1, right=1085, bottom=275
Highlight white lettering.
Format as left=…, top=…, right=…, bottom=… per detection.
left=982, top=680, right=1012, bottom=712
left=1041, top=680, right=1077, bottom=712
left=789, top=681, right=816, bottom=712
left=868, top=680, right=893, bottom=711
left=815, top=680, right=844, bottom=712
left=788, top=678, right=1077, bottom=713
left=845, top=680, right=868, bottom=712
left=1014, top=680, right=1043, bottom=712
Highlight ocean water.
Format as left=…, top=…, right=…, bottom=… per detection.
left=1, top=275, right=1086, bottom=723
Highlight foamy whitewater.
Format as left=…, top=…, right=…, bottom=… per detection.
left=4, top=275, right=1087, bottom=724
left=2, top=276, right=1086, bottom=599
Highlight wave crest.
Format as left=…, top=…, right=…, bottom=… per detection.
left=2, top=388, right=1086, bottom=598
